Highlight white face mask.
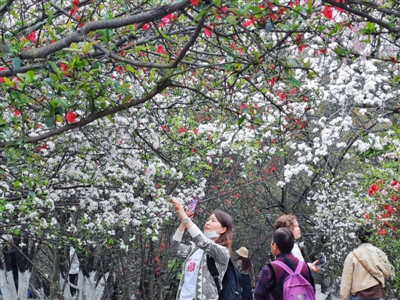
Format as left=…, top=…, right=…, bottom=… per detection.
left=204, top=230, right=220, bottom=239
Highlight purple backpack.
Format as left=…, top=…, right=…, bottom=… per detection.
left=271, top=260, right=315, bottom=300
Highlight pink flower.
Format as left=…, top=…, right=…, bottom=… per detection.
left=66, top=112, right=77, bottom=123
left=142, top=23, right=149, bottom=30
left=190, top=0, right=199, bottom=6
left=14, top=110, right=21, bottom=117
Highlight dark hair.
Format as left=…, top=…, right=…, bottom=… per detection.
left=236, top=256, right=253, bottom=272
left=273, top=228, right=294, bottom=253
left=274, top=214, right=297, bottom=230
left=356, top=225, right=373, bottom=243
left=214, top=210, right=233, bottom=254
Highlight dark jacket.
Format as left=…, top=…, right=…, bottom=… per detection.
left=254, top=253, right=315, bottom=300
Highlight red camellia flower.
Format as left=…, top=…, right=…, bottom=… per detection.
left=379, top=229, right=387, bottom=235
left=333, top=0, right=345, bottom=12
left=72, top=0, right=80, bottom=5
left=370, top=184, right=379, bottom=192
left=364, top=214, right=370, bottom=219
left=299, top=44, right=307, bottom=52
left=142, top=23, right=149, bottom=30
left=203, top=28, right=213, bottom=37
left=0, top=66, right=7, bottom=82
left=190, top=0, right=199, bottom=6
left=26, top=31, right=37, bottom=42
left=70, top=5, right=78, bottom=16
left=322, top=6, right=334, bottom=20
left=391, top=181, right=398, bottom=186
left=177, top=126, right=186, bottom=133
left=115, top=65, right=124, bottom=74
left=14, top=110, right=21, bottom=117
left=156, top=45, right=166, bottom=54
left=66, top=112, right=77, bottom=123
left=386, top=205, right=395, bottom=215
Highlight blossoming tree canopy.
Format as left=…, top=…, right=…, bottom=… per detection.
left=0, top=0, right=399, bottom=297
left=0, top=0, right=399, bottom=146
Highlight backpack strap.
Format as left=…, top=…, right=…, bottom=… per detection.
left=206, top=255, right=221, bottom=293
left=272, top=260, right=304, bottom=275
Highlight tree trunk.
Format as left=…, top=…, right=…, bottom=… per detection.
left=50, top=248, right=60, bottom=300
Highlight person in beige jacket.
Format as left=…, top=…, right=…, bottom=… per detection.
left=340, top=225, right=395, bottom=300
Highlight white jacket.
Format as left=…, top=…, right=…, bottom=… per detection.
left=69, top=246, right=80, bottom=275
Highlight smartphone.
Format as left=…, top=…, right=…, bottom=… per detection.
left=186, top=199, right=198, bottom=218
left=315, top=254, right=327, bottom=268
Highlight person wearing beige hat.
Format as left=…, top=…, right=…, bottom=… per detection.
left=235, top=246, right=255, bottom=300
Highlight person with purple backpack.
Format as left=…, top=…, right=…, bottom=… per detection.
left=254, top=228, right=316, bottom=300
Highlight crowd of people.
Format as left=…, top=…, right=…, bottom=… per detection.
left=1, top=201, right=395, bottom=300
left=169, top=199, right=395, bottom=300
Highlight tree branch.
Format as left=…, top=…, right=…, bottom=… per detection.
left=0, top=78, right=173, bottom=147
left=19, top=1, right=189, bottom=59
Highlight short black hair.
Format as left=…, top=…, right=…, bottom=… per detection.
left=356, top=225, right=372, bottom=243
left=273, top=227, right=294, bottom=253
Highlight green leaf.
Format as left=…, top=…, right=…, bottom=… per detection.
left=307, top=0, right=313, bottom=12
left=248, top=6, right=262, bottom=14
left=26, top=70, right=35, bottom=83
left=54, top=106, right=64, bottom=115
left=122, top=95, right=131, bottom=104
left=0, top=123, right=10, bottom=132
left=14, top=180, right=21, bottom=188
left=285, top=78, right=301, bottom=88
left=194, top=9, right=209, bottom=21
left=44, top=115, right=55, bottom=128
left=12, top=57, right=21, bottom=70
left=238, top=116, right=246, bottom=126
left=3, top=77, right=13, bottom=87
left=49, top=61, right=59, bottom=72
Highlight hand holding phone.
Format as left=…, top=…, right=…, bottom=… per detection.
left=315, top=254, right=327, bottom=268
left=186, top=199, right=198, bottom=219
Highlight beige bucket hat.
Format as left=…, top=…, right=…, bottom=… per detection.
left=236, top=246, right=249, bottom=258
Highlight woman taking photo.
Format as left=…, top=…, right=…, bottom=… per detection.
left=170, top=199, right=233, bottom=300
left=235, top=247, right=255, bottom=300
